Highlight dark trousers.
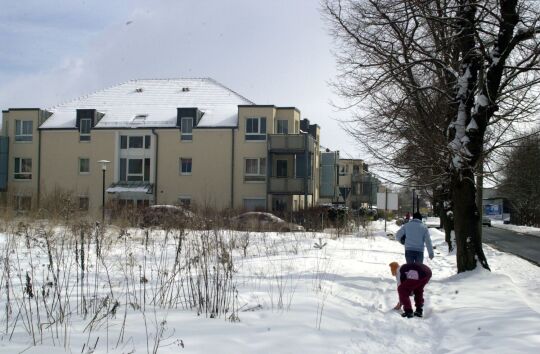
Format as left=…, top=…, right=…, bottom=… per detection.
left=398, top=275, right=431, bottom=312
left=405, top=250, right=424, bottom=264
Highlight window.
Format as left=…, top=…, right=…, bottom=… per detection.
left=128, top=159, right=143, bottom=181
left=14, top=196, right=32, bottom=211
left=79, top=158, right=90, bottom=174
left=276, top=160, right=288, bottom=178
left=14, top=158, right=32, bottom=180
left=121, top=135, right=148, bottom=149
left=181, top=117, right=193, bottom=141
left=80, top=118, right=92, bottom=141
left=119, top=158, right=150, bottom=181
left=128, top=136, right=143, bottom=148
left=244, top=158, right=266, bottom=182
left=243, top=198, right=266, bottom=211
left=178, top=196, right=191, bottom=207
left=180, top=158, right=192, bottom=175
left=246, top=117, right=266, bottom=140
left=144, top=135, right=151, bottom=149
left=276, top=120, right=288, bottom=134
left=15, top=120, right=33, bottom=142
left=79, top=197, right=89, bottom=211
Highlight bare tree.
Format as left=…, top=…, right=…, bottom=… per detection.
left=324, top=0, right=540, bottom=272
left=499, top=134, right=540, bottom=226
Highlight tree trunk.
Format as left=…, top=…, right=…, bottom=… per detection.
left=452, top=169, right=490, bottom=272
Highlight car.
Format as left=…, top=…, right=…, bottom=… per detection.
left=482, top=216, right=492, bottom=227
left=141, top=204, right=195, bottom=227
left=231, top=212, right=305, bottom=232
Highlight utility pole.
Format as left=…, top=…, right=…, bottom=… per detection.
left=412, top=189, right=415, bottom=214
left=384, top=187, right=388, bottom=232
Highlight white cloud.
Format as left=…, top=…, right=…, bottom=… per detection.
left=0, top=0, right=360, bottom=157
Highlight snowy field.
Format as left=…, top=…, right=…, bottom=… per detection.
left=0, top=220, right=539, bottom=354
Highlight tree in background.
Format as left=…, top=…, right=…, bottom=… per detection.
left=324, top=0, right=540, bottom=272
left=499, top=135, right=540, bottom=226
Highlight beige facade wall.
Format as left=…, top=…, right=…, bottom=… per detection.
left=40, top=129, right=116, bottom=214
left=2, top=105, right=321, bottom=214
left=235, top=106, right=275, bottom=209
left=2, top=110, right=42, bottom=208
left=155, top=128, right=233, bottom=209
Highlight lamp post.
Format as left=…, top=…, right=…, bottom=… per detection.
left=98, top=160, right=110, bottom=222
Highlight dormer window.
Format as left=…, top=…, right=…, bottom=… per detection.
left=181, top=87, right=190, bottom=92
left=80, top=118, right=92, bottom=141
left=135, top=88, right=144, bottom=93
left=77, top=109, right=95, bottom=142
left=181, top=117, right=193, bottom=141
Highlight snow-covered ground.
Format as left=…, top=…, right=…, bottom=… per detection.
left=0, top=221, right=539, bottom=354
left=492, top=220, right=540, bottom=237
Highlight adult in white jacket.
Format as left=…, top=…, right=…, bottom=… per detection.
left=395, top=212, right=434, bottom=264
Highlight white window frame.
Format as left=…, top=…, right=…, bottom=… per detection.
left=80, top=118, right=92, bottom=141
left=14, top=158, right=32, bottom=180
left=244, top=158, right=266, bottom=182
left=276, top=119, right=288, bottom=134
left=178, top=195, right=192, bottom=207
left=78, top=196, right=89, bottom=211
left=15, top=120, right=33, bottom=142
left=180, top=158, right=192, bottom=175
left=181, top=117, right=193, bottom=141
left=245, top=117, right=266, bottom=140
left=79, top=158, right=90, bottom=174
left=128, top=136, right=144, bottom=149
left=14, top=195, right=32, bottom=211
left=127, top=158, right=144, bottom=181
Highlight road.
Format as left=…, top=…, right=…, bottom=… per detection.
left=482, top=226, right=540, bottom=266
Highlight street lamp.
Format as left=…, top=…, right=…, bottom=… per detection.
left=98, top=160, right=111, bottom=221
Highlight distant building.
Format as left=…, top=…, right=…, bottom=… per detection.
left=336, top=159, right=380, bottom=209
left=1, top=78, right=321, bottom=215
left=319, top=150, right=340, bottom=203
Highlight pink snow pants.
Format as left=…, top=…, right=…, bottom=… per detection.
left=398, top=275, right=431, bottom=311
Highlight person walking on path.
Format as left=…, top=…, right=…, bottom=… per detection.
left=395, top=212, right=434, bottom=264
left=389, top=262, right=432, bottom=318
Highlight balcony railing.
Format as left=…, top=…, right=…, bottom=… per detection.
left=269, top=177, right=313, bottom=194
left=268, top=134, right=315, bottom=153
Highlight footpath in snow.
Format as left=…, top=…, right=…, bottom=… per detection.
left=1, top=220, right=539, bottom=354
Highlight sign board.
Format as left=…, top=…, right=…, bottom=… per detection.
left=339, top=187, right=351, bottom=201
left=377, top=192, right=398, bottom=210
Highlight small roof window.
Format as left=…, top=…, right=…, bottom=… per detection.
left=133, top=114, right=148, bottom=122
left=135, top=88, right=144, bottom=93
left=181, top=87, right=190, bottom=92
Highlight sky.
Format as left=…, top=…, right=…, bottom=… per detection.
left=0, top=0, right=362, bottom=159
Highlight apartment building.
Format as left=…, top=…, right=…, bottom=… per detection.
left=0, top=78, right=320, bottom=215
left=337, top=158, right=380, bottom=208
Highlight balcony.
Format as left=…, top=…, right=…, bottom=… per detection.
left=269, top=177, right=313, bottom=194
left=351, top=173, right=363, bottom=183
left=268, top=134, right=315, bottom=153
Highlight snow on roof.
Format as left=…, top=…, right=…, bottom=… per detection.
left=40, top=78, right=254, bottom=129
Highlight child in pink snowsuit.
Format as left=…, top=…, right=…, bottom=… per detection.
left=389, top=262, right=432, bottom=318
